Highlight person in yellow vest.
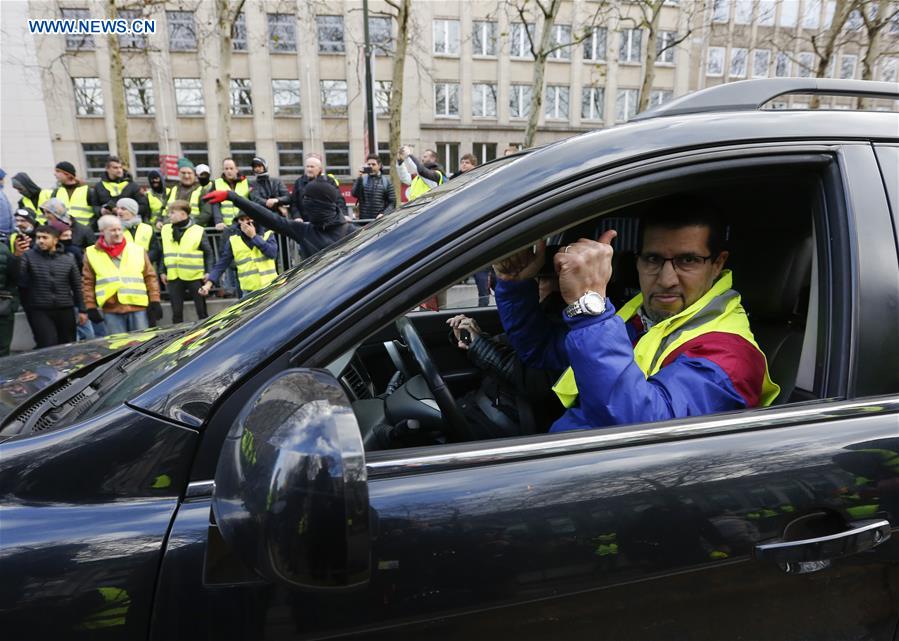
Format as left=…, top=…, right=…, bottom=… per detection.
left=116, top=197, right=160, bottom=266
left=165, top=158, right=210, bottom=227
left=91, top=155, right=148, bottom=221
left=146, top=170, right=170, bottom=228
left=212, top=158, right=251, bottom=230
left=159, top=199, right=212, bottom=324
left=492, top=194, right=779, bottom=433
left=395, top=146, right=445, bottom=202
left=199, top=212, right=278, bottom=299
left=52, top=161, right=95, bottom=229
left=83, top=214, right=162, bottom=334
left=11, top=173, right=52, bottom=224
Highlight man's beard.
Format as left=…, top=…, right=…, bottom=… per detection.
left=644, top=306, right=675, bottom=323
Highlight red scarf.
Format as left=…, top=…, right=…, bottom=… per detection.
left=97, top=236, right=127, bottom=259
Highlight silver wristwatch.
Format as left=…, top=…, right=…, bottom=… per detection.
left=564, top=291, right=606, bottom=318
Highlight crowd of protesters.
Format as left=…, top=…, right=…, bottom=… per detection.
left=0, top=144, right=491, bottom=356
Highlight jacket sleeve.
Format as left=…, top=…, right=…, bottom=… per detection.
left=16, top=252, right=30, bottom=291
left=289, top=178, right=303, bottom=219
left=554, top=309, right=753, bottom=432
left=276, top=179, right=289, bottom=201
left=249, top=181, right=267, bottom=206
left=383, top=178, right=396, bottom=214
left=396, top=159, right=413, bottom=186
left=200, top=231, right=214, bottom=274
left=70, top=255, right=85, bottom=312
left=494, top=279, right=569, bottom=371
left=228, top=191, right=302, bottom=243
left=207, top=237, right=233, bottom=285
left=467, top=334, right=527, bottom=393
left=351, top=176, right=364, bottom=201
left=408, top=155, right=442, bottom=183
left=212, top=202, right=223, bottom=226
left=148, top=233, right=161, bottom=266
left=143, top=253, right=161, bottom=303
left=82, top=256, right=97, bottom=310
left=252, top=233, right=279, bottom=260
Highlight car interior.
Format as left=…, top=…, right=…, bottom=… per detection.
left=326, top=169, right=823, bottom=452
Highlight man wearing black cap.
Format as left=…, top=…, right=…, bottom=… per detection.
left=146, top=170, right=170, bottom=228
left=204, top=177, right=354, bottom=258
left=91, top=155, right=148, bottom=222
left=11, top=173, right=52, bottom=223
left=248, top=157, right=289, bottom=216
left=52, top=161, right=96, bottom=229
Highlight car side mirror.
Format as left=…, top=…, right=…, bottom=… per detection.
left=212, top=369, right=370, bottom=590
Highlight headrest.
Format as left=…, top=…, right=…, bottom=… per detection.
left=728, top=234, right=812, bottom=321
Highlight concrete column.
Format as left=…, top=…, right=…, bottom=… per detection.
left=247, top=3, right=275, bottom=167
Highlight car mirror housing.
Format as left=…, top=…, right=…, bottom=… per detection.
left=212, top=369, right=370, bottom=590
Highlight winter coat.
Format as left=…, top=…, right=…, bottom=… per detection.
left=18, top=245, right=85, bottom=311
left=91, top=170, right=149, bottom=220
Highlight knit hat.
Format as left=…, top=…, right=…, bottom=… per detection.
left=15, top=208, right=36, bottom=226
left=177, top=157, right=195, bottom=170
left=251, top=156, right=267, bottom=170
left=195, top=163, right=211, bottom=175
left=39, top=198, right=72, bottom=224
left=48, top=216, right=71, bottom=234
left=55, top=161, right=77, bottom=177
left=117, top=197, right=139, bottom=215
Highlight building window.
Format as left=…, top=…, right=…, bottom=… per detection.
left=846, top=8, right=864, bottom=30
left=124, top=78, right=154, bottom=116
left=230, top=78, right=252, bottom=115
left=73, top=77, right=103, bottom=116
left=707, top=46, right=725, bottom=76
left=278, top=142, right=304, bottom=178
left=268, top=13, right=296, bottom=52
left=434, top=82, right=460, bottom=117
left=510, top=23, right=534, bottom=58
left=650, top=90, right=673, bottom=107
left=779, top=0, right=799, bottom=27
left=616, top=89, right=638, bottom=122
left=775, top=52, right=791, bottom=77
left=233, top=13, right=247, bottom=51
left=132, top=142, right=159, bottom=179
left=377, top=142, right=391, bottom=173
left=549, top=24, right=572, bottom=60
left=758, top=0, right=776, bottom=25
left=752, top=49, right=771, bottom=77
left=734, top=0, right=753, bottom=24
left=619, top=29, right=642, bottom=63
left=839, top=54, right=857, bottom=79
left=711, top=0, right=729, bottom=23
left=583, top=26, right=607, bottom=61
left=433, top=19, right=460, bottom=55
left=324, top=142, right=350, bottom=177
left=181, top=142, right=208, bottom=168
left=320, top=80, right=348, bottom=117
left=509, top=84, right=532, bottom=119
left=272, top=79, right=301, bottom=116
left=375, top=80, right=392, bottom=116
left=83, top=143, right=110, bottom=181
left=118, top=10, right=145, bottom=49
left=316, top=16, right=345, bottom=53
left=231, top=143, right=257, bottom=175
left=472, top=83, right=497, bottom=117
left=729, top=47, right=748, bottom=78
left=436, top=143, right=460, bottom=173
left=581, top=86, right=604, bottom=120
left=61, top=8, right=94, bottom=50
left=656, top=31, right=677, bottom=63
left=174, top=79, right=204, bottom=116
left=803, top=0, right=821, bottom=28
left=797, top=52, right=815, bottom=77
left=544, top=85, right=569, bottom=119
left=881, top=57, right=897, bottom=83
left=473, top=20, right=498, bottom=56
left=473, top=142, right=497, bottom=164
left=167, top=11, right=196, bottom=51
left=369, top=16, right=393, bottom=55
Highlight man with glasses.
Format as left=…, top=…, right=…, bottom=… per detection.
left=492, top=194, right=779, bottom=433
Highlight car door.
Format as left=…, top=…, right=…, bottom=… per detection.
left=150, top=143, right=899, bottom=641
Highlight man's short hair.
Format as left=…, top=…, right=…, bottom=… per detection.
left=35, top=224, right=60, bottom=238
left=366, top=154, right=381, bottom=163
left=97, top=214, right=121, bottom=231
left=106, top=155, right=122, bottom=166
left=638, top=194, right=728, bottom=257
left=460, top=153, right=478, bottom=166
left=168, top=199, right=191, bottom=216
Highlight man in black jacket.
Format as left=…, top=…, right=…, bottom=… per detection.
left=17, top=225, right=87, bottom=348
left=248, top=157, right=289, bottom=216
left=91, top=156, right=148, bottom=221
left=351, top=155, right=395, bottom=219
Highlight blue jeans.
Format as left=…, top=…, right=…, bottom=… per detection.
left=75, top=307, right=95, bottom=341
left=103, top=310, right=149, bottom=335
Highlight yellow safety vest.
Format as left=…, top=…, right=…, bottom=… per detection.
left=21, top=189, right=51, bottom=224
left=146, top=188, right=169, bottom=225
left=8, top=232, right=16, bottom=252
left=86, top=243, right=149, bottom=309
left=101, top=179, right=129, bottom=198
left=552, top=270, right=780, bottom=408
left=124, top=222, right=153, bottom=251
left=407, top=171, right=444, bottom=201
left=213, top=178, right=250, bottom=226
left=230, top=230, right=277, bottom=293
left=166, top=185, right=201, bottom=219
left=161, top=223, right=205, bottom=281
left=54, top=184, right=93, bottom=226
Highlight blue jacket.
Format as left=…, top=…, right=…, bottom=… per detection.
left=495, top=279, right=764, bottom=432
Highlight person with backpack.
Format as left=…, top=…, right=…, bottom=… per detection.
left=351, top=154, right=395, bottom=220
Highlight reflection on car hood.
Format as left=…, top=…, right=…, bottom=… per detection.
left=0, top=328, right=174, bottom=422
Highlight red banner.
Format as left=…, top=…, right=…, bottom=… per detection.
left=160, top=154, right=179, bottom=179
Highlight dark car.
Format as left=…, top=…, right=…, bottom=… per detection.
left=2, top=79, right=898, bottom=641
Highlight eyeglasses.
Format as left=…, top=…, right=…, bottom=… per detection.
left=636, top=253, right=716, bottom=275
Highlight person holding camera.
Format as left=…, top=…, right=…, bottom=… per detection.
left=248, top=157, right=290, bottom=217
left=351, top=154, right=395, bottom=220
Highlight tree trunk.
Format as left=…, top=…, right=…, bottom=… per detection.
left=524, top=0, right=562, bottom=148
left=389, top=0, right=411, bottom=169
left=637, top=1, right=663, bottom=113
left=106, top=0, right=130, bottom=164
left=858, top=21, right=883, bottom=108
left=213, top=0, right=234, bottom=168
left=810, top=0, right=854, bottom=109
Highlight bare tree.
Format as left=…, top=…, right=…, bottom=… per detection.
left=855, top=1, right=899, bottom=82
left=106, top=0, right=130, bottom=164
left=208, top=0, right=246, bottom=168
left=384, top=0, right=412, bottom=169
left=809, top=0, right=856, bottom=108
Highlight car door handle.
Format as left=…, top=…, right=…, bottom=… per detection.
left=753, top=518, right=891, bottom=574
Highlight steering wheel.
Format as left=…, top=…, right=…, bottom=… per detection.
left=395, top=317, right=471, bottom=442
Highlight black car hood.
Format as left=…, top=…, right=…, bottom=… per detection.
left=0, top=328, right=176, bottom=423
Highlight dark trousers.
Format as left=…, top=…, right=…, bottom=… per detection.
left=0, top=313, right=13, bottom=356
left=168, top=278, right=208, bottom=324
left=29, top=307, right=76, bottom=348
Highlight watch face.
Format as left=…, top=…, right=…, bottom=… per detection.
left=583, top=293, right=605, bottom=314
